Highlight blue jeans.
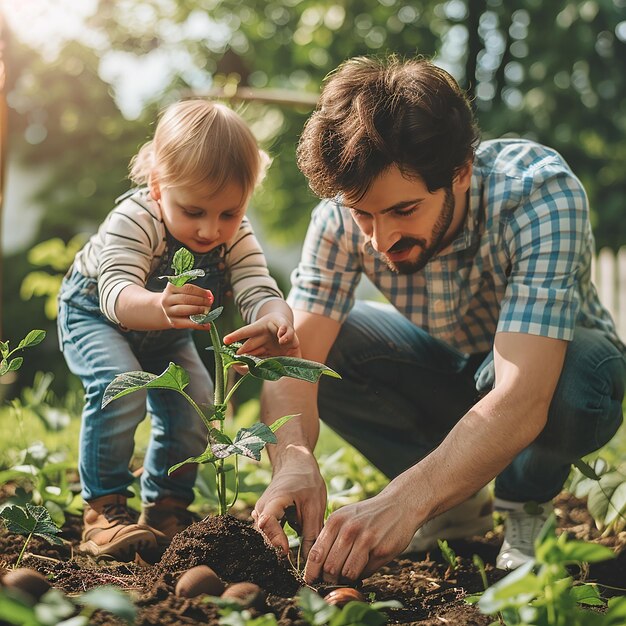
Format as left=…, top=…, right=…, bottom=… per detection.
left=318, top=301, right=625, bottom=503
left=57, top=270, right=212, bottom=504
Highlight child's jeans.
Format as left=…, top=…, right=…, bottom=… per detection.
left=57, top=269, right=212, bottom=505
left=319, top=301, right=626, bottom=503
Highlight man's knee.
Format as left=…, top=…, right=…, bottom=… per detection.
left=546, top=334, right=625, bottom=454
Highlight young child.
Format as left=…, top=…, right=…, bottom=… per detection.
left=57, top=100, right=299, bottom=561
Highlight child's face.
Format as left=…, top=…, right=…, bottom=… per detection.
left=156, top=182, right=249, bottom=253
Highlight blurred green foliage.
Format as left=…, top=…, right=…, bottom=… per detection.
left=3, top=0, right=625, bottom=394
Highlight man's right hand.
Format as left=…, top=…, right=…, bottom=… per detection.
left=252, top=451, right=327, bottom=558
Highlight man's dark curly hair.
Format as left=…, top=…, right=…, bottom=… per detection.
left=297, top=55, right=480, bottom=200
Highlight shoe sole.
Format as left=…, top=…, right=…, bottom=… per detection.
left=79, top=530, right=157, bottom=563
left=404, top=514, right=494, bottom=553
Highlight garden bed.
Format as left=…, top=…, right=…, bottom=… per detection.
left=1, top=492, right=625, bottom=625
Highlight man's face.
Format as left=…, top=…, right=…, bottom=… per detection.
left=344, top=165, right=464, bottom=274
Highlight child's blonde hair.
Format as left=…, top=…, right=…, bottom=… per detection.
left=129, top=99, right=269, bottom=197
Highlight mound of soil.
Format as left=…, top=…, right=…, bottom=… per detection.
left=0, top=492, right=624, bottom=625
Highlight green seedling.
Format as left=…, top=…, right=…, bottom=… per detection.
left=0, top=504, right=62, bottom=568
left=104, top=248, right=340, bottom=516
left=476, top=513, right=626, bottom=625
left=437, top=539, right=459, bottom=576
left=0, top=330, right=46, bottom=377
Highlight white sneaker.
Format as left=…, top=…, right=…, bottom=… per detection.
left=402, top=486, right=493, bottom=553
left=496, top=501, right=553, bottom=571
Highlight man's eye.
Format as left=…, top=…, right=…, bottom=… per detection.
left=395, top=206, right=418, bottom=217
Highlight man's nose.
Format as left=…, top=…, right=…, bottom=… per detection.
left=371, top=220, right=398, bottom=253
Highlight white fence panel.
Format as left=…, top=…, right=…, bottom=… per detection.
left=593, top=246, right=626, bottom=341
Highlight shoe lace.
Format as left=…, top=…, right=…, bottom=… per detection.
left=102, top=503, right=134, bottom=524
left=506, top=511, right=547, bottom=550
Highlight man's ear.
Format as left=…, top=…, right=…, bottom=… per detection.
left=149, top=172, right=161, bottom=201
left=453, top=161, right=473, bottom=194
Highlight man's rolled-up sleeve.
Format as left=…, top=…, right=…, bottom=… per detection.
left=498, top=165, right=588, bottom=340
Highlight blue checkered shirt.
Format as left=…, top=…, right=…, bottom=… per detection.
left=289, top=139, right=625, bottom=355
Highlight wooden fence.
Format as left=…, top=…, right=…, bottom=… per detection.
left=593, top=247, right=626, bottom=341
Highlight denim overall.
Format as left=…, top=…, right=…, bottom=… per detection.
left=58, top=233, right=227, bottom=505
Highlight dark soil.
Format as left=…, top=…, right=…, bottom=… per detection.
left=0, top=492, right=625, bottom=625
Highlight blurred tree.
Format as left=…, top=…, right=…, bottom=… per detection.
left=2, top=0, right=625, bottom=392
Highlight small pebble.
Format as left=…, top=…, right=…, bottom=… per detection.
left=1, top=568, right=51, bottom=602
left=221, top=581, right=265, bottom=609
left=324, top=587, right=365, bottom=607
left=175, top=565, right=225, bottom=598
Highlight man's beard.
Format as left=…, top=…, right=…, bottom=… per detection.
left=383, top=188, right=455, bottom=275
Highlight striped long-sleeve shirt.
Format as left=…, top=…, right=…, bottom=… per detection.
left=73, top=189, right=283, bottom=325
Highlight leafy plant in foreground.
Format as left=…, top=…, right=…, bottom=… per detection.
left=103, top=248, right=340, bottom=515
left=0, top=504, right=62, bottom=567
left=570, top=458, right=626, bottom=535
left=474, top=513, right=626, bottom=625
left=437, top=539, right=459, bottom=577
left=0, top=441, right=82, bottom=528
left=0, top=584, right=135, bottom=626
left=0, top=330, right=46, bottom=377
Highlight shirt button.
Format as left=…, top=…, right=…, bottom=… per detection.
left=225, top=290, right=233, bottom=297
left=217, top=262, right=225, bottom=270
left=433, top=299, right=445, bottom=312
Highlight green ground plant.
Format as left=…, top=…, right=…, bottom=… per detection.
left=472, top=514, right=626, bottom=625
left=0, top=584, right=135, bottom=626
left=0, top=504, right=62, bottom=568
left=102, top=248, right=339, bottom=515
left=570, top=458, right=626, bottom=535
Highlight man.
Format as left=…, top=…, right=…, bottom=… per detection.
left=252, top=56, right=625, bottom=584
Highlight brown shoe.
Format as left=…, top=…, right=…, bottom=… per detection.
left=80, top=494, right=157, bottom=561
left=138, top=497, right=197, bottom=549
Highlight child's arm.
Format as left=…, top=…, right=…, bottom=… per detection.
left=223, top=299, right=300, bottom=357
left=115, top=283, right=214, bottom=331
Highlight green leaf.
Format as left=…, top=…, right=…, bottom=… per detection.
left=329, top=602, right=387, bottom=626
left=160, top=268, right=206, bottom=287
left=560, top=540, right=616, bottom=564
left=570, top=583, right=605, bottom=606
left=0, top=341, right=8, bottom=357
left=478, top=561, right=539, bottom=614
left=190, top=306, right=223, bottom=325
left=78, top=586, right=136, bottom=623
left=0, top=359, right=9, bottom=376
left=607, top=596, right=626, bottom=623
left=172, top=247, right=195, bottom=275
left=248, top=356, right=341, bottom=383
left=211, top=423, right=277, bottom=461
left=0, top=591, right=37, bottom=625
left=17, top=330, right=46, bottom=350
left=297, top=588, right=338, bottom=626
left=269, top=414, right=297, bottom=433
left=572, top=458, right=603, bottom=481
left=603, top=479, right=626, bottom=527
left=7, top=358, right=24, bottom=373
left=587, top=472, right=625, bottom=529
left=102, top=362, right=190, bottom=408
left=168, top=448, right=217, bottom=474
left=1, top=503, right=63, bottom=545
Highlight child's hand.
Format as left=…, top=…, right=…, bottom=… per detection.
left=159, top=283, right=214, bottom=329
left=223, top=314, right=300, bottom=358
